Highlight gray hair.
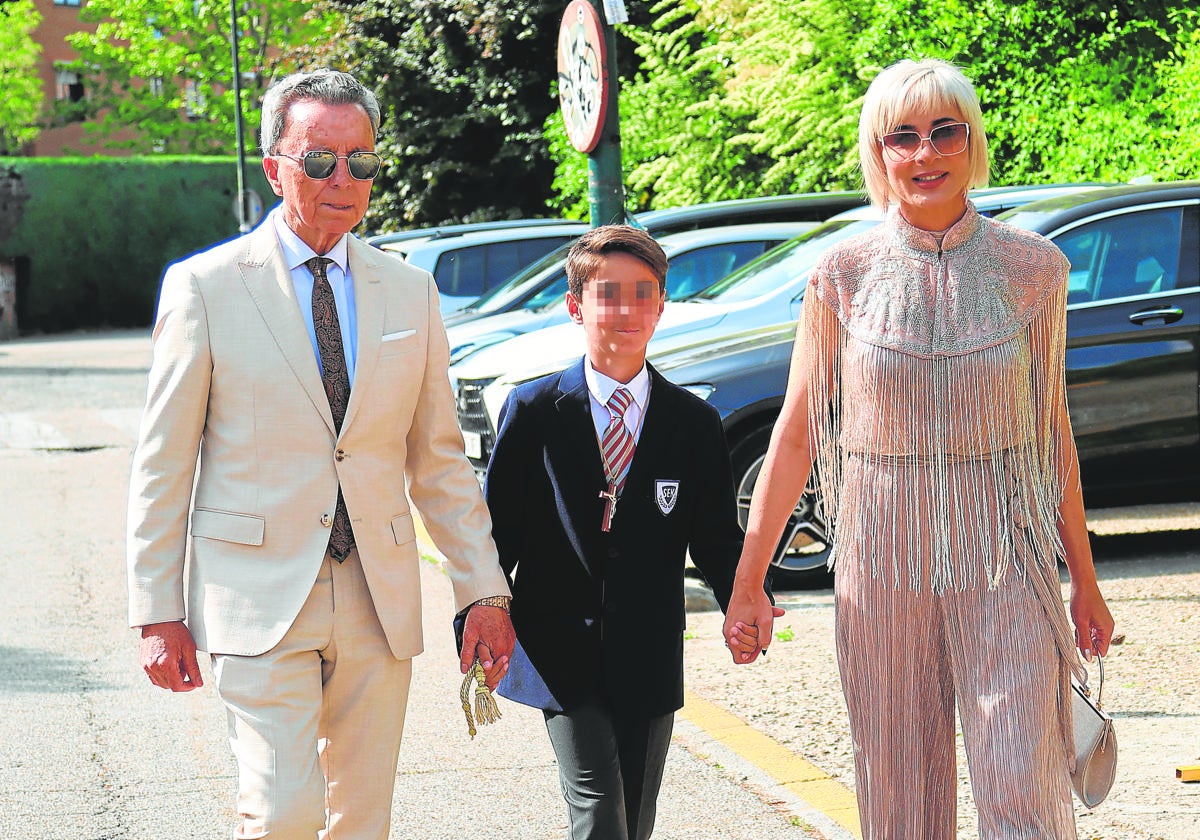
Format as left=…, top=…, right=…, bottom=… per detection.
left=259, top=69, right=381, bottom=155
left=858, top=59, right=990, bottom=209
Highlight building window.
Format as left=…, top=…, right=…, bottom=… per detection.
left=54, top=0, right=83, bottom=6
left=147, top=77, right=165, bottom=97
left=184, top=80, right=207, bottom=119
left=55, top=71, right=86, bottom=103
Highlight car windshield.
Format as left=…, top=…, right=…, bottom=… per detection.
left=526, top=271, right=570, bottom=310
left=462, top=240, right=576, bottom=314
left=691, top=219, right=879, bottom=303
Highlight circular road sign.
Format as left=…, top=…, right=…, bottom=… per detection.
left=557, top=0, right=608, bottom=154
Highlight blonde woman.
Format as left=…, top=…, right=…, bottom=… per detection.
left=723, top=59, right=1114, bottom=838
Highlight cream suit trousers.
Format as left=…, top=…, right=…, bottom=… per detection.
left=212, top=549, right=412, bottom=840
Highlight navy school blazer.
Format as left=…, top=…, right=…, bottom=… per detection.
left=484, top=359, right=751, bottom=719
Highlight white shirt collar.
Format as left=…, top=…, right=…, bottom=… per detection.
left=271, top=207, right=350, bottom=275
left=585, top=362, right=650, bottom=411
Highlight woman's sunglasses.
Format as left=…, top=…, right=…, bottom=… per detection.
left=879, top=122, right=970, bottom=161
left=275, top=150, right=383, bottom=181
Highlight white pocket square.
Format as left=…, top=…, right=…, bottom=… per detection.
left=381, top=329, right=417, bottom=342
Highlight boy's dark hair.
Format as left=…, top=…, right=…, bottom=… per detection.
left=565, top=225, right=669, bottom=299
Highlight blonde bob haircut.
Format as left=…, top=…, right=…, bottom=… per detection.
left=858, top=58, right=989, bottom=209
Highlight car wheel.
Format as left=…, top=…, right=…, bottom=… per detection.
left=729, top=422, right=833, bottom=589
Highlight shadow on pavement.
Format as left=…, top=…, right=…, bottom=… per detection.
left=0, top=645, right=117, bottom=693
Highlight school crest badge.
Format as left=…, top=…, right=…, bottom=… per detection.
left=655, top=479, right=680, bottom=515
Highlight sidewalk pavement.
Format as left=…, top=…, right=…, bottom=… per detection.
left=0, top=329, right=860, bottom=839
left=9, top=328, right=1200, bottom=840
left=398, top=538, right=854, bottom=839
left=6, top=328, right=1200, bottom=839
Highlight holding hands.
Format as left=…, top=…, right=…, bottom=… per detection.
left=460, top=603, right=515, bottom=690
left=723, top=584, right=785, bottom=664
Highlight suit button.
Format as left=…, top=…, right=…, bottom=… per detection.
left=335, top=449, right=346, bottom=462
left=320, top=513, right=333, bottom=527
left=608, top=547, right=620, bottom=559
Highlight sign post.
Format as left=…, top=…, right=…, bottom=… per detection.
left=230, top=0, right=251, bottom=233
left=557, top=0, right=625, bottom=227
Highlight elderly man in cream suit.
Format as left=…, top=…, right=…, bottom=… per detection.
left=127, top=69, right=514, bottom=840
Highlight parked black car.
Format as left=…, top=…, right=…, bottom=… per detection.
left=641, top=181, right=1199, bottom=585
left=457, top=183, right=1197, bottom=585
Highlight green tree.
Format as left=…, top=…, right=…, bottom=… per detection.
left=548, top=0, right=781, bottom=216
left=551, top=0, right=1198, bottom=208
left=1150, top=23, right=1200, bottom=179
left=62, top=0, right=336, bottom=153
left=850, top=0, right=1195, bottom=185
left=321, top=0, right=568, bottom=230
left=681, top=0, right=1196, bottom=190
left=0, top=0, right=44, bottom=155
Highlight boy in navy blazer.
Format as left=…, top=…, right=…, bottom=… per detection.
left=484, top=225, right=772, bottom=840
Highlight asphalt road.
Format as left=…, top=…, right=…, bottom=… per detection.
left=0, top=331, right=828, bottom=839
left=2, top=329, right=1196, bottom=839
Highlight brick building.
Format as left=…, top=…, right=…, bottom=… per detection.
left=27, top=0, right=116, bottom=156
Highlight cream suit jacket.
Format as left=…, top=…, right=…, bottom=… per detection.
left=127, top=221, right=509, bottom=658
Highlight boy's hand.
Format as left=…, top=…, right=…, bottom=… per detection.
left=723, top=587, right=784, bottom=663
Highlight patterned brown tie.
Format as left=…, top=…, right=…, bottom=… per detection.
left=308, top=256, right=354, bottom=561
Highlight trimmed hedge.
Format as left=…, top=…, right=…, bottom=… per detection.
left=0, top=157, right=274, bottom=333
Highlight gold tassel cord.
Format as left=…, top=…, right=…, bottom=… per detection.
left=460, top=657, right=501, bottom=739
left=473, top=662, right=502, bottom=726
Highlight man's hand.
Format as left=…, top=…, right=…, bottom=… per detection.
left=139, top=621, right=203, bottom=692
left=460, top=605, right=515, bottom=690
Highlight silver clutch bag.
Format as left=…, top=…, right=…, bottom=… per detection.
left=1070, top=654, right=1117, bottom=808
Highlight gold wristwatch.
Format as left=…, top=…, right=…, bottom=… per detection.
left=472, top=595, right=512, bottom=613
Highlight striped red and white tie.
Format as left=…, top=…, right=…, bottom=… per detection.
left=599, top=387, right=635, bottom=531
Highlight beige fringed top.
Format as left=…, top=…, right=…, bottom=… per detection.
left=801, top=202, right=1075, bottom=593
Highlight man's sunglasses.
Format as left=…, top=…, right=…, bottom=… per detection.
left=879, top=122, right=970, bottom=161
left=275, top=150, right=383, bottom=181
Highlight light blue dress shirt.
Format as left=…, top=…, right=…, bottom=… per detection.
left=271, top=208, right=358, bottom=385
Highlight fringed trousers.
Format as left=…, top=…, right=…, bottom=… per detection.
left=834, top=551, right=1077, bottom=840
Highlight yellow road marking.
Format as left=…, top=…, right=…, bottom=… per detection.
left=680, top=690, right=862, bottom=838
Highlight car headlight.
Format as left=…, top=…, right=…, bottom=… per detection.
left=483, top=381, right=516, bottom=428
left=682, top=384, right=715, bottom=401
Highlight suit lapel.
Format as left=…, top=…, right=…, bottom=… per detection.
left=552, top=360, right=608, bottom=576
left=553, top=359, right=606, bottom=484
left=238, top=223, right=336, bottom=435
left=340, top=236, right=386, bottom=433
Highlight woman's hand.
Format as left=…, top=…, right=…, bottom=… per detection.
left=1069, top=578, right=1114, bottom=661
left=723, top=584, right=784, bottom=664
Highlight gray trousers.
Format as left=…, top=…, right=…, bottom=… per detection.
left=543, top=703, right=674, bottom=840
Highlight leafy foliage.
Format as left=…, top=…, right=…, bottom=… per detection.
left=62, top=1, right=335, bottom=154
left=0, top=1, right=44, bottom=154
left=0, top=156, right=273, bottom=331
left=548, top=0, right=795, bottom=216
left=1151, top=25, right=1200, bottom=179
left=321, top=0, right=569, bottom=230
left=854, top=0, right=1197, bottom=186
left=549, top=0, right=1199, bottom=210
